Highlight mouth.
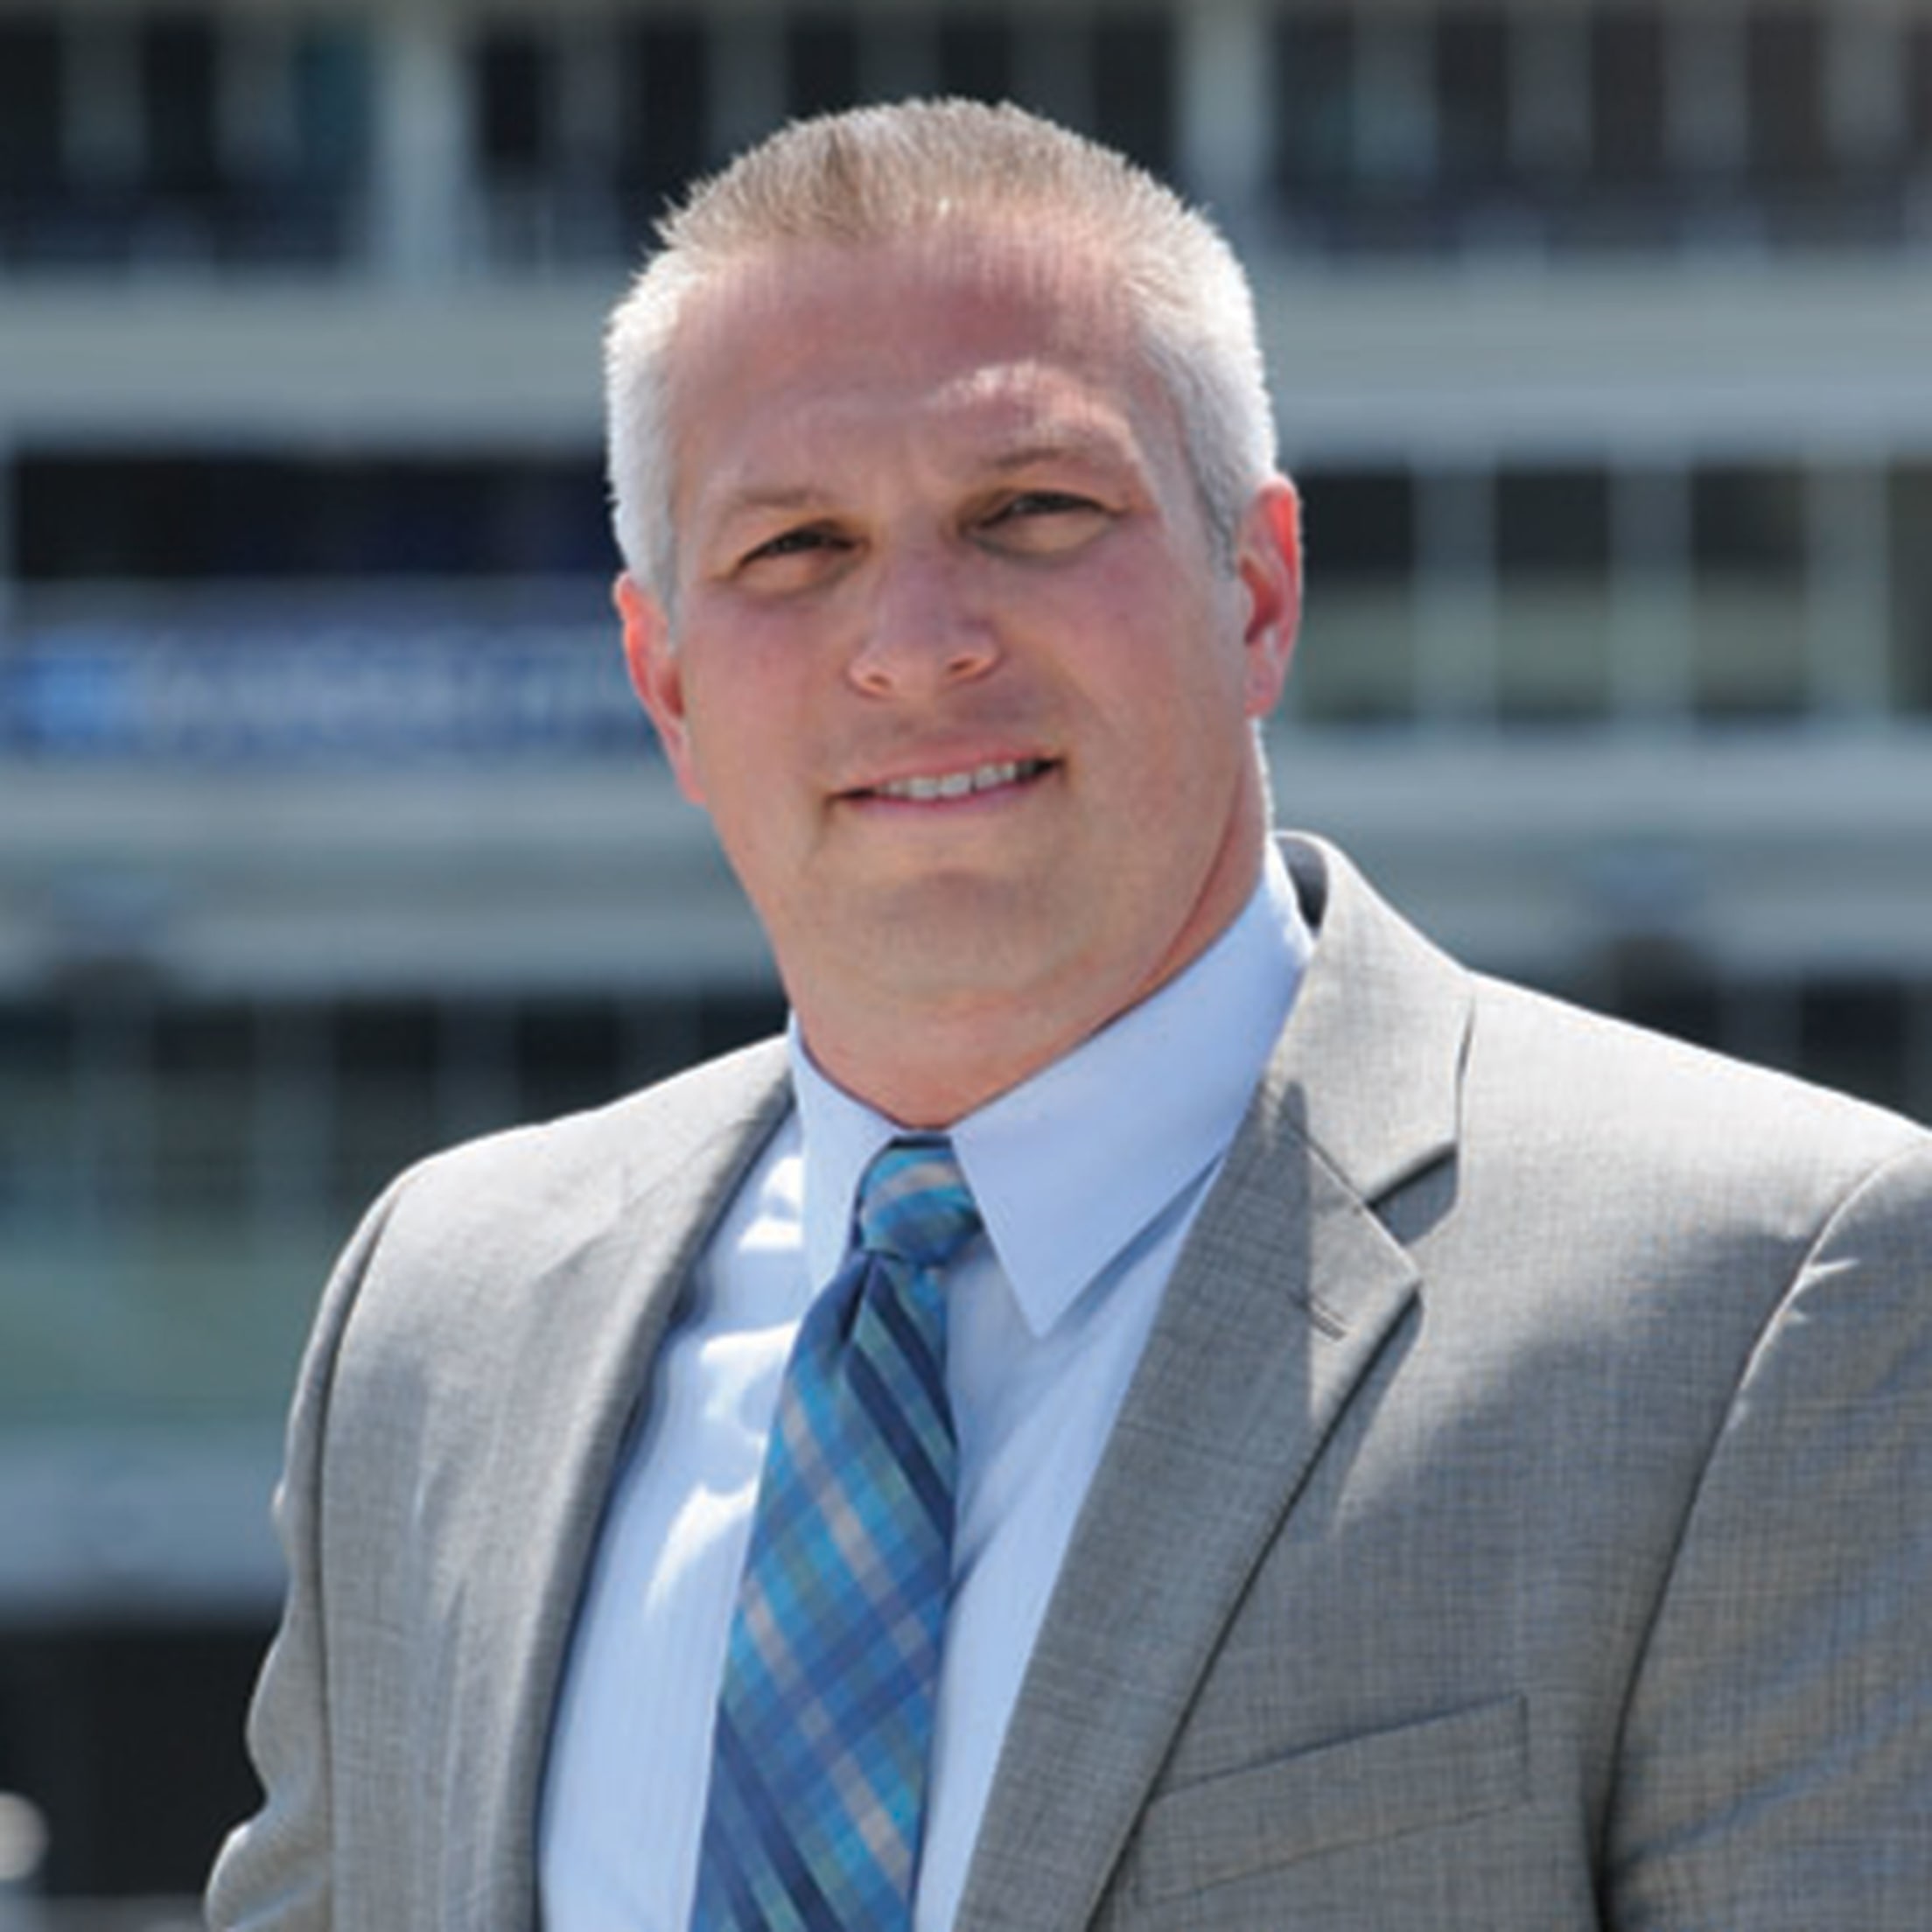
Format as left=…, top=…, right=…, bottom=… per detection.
left=856, top=757, right=1055, bottom=803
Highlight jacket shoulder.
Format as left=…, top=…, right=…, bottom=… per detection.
left=366, top=1032, right=792, bottom=1276
left=1469, top=968, right=1922, bottom=1149
left=1462, top=970, right=1929, bottom=1239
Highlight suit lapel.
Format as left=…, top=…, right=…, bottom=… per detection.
left=956, top=837, right=1472, bottom=1932
left=452, top=1042, right=794, bottom=1929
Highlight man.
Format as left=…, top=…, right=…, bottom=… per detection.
left=209, top=100, right=1932, bottom=1930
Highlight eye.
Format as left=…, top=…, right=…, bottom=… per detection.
left=991, top=490, right=1098, bottom=523
left=981, top=490, right=1112, bottom=554
left=745, top=524, right=842, bottom=564
left=731, top=521, right=854, bottom=591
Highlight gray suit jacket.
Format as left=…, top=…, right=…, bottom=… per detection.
left=208, top=836, right=1932, bottom=1929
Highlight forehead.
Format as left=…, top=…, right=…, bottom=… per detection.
left=663, top=230, right=1183, bottom=515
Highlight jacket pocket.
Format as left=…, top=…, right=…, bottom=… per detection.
left=1127, top=1693, right=1529, bottom=1904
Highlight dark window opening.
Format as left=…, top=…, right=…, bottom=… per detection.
left=936, top=15, right=1014, bottom=105
left=139, top=12, right=220, bottom=198
left=1274, top=13, right=1357, bottom=191
left=1496, top=466, right=1612, bottom=578
left=620, top=18, right=710, bottom=216
left=1589, top=7, right=1670, bottom=186
left=0, top=16, right=63, bottom=192
left=16, top=452, right=611, bottom=582
left=476, top=27, right=550, bottom=176
left=786, top=10, right=862, bottom=119
left=1304, top=466, right=1418, bottom=580
left=1434, top=9, right=1514, bottom=188
left=1093, top=14, right=1175, bottom=180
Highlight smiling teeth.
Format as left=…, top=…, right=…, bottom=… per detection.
left=876, top=760, right=1042, bottom=802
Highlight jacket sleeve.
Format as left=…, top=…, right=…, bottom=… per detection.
left=1605, top=1138, right=1932, bottom=1928
left=204, top=1184, right=402, bottom=1931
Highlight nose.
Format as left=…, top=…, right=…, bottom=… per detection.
left=846, top=544, right=1000, bottom=697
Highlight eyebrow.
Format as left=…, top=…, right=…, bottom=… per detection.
left=692, top=481, right=835, bottom=548
left=700, top=422, right=1144, bottom=533
left=710, top=484, right=825, bottom=518
left=984, top=430, right=1137, bottom=475
left=720, top=440, right=1115, bottom=500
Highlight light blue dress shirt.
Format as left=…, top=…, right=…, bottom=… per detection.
left=540, top=849, right=1309, bottom=1932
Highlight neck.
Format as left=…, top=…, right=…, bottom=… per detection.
left=794, top=846, right=1267, bottom=1129
left=801, top=1003, right=1107, bottom=1130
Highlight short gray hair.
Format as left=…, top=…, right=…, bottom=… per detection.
left=604, top=98, right=1278, bottom=603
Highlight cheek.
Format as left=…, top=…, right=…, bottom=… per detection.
left=655, top=703, right=709, bottom=806
left=678, top=660, right=808, bottom=815
left=1100, top=590, right=1251, bottom=727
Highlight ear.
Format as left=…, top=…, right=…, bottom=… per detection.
left=1234, top=476, right=1302, bottom=720
left=615, top=571, right=706, bottom=806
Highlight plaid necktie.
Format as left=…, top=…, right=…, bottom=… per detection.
left=691, top=1137, right=983, bottom=1932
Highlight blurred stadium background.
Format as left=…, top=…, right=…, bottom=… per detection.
left=2, top=0, right=1930, bottom=1916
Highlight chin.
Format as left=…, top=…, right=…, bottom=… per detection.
left=867, top=901, right=1073, bottom=995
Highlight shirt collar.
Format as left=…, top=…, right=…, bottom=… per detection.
left=789, top=845, right=1310, bottom=1334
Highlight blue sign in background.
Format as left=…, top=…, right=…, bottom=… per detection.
left=0, top=620, right=648, bottom=765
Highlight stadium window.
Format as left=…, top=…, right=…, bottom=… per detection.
left=1799, top=978, right=1913, bottom=1116
left=1352, top=11, right=1434, bottom=200
left=138, top=11, right=220, bottom=199
left=150, top=1003, right=257, bottom=1220
left=331, top=1000, right=441, bottom=1219
left=1689, top=463, right=1810, bottom=720
left=319, top=459, right=571, bottom=577
left=1601, top=465, right=1696, bottom=718
left=936, top=13, right=1014, bottom=106
left=0, top=1000, right=75, bottom=1220
left=251, top=1001, right=337, bottom=1231
left=1588, top=6, right=1670, bottom=189
left=0, top=10, right=364, bottom=265
left=1498, top=466, right=1613, bottom=578
left=1292, top=466, right=1420, bottom=723
left=1514, top=12, right=1592, bottom=185
left=785, top=9, right=863, bottom=119
left=1603, top=959, right=1724, bottom=1058
left=1494, top=466, right=1614, bottom=723
left=0, top=14, right=63, bottom=194
left=0, top=1627, right=270, bottom=1897
left=1890, top=461, right=1932, bottom=714
left=494, top=461, right=614, bottom=578
left=1908, top=20, right=1932, bottom=160
left=516, top=998, right=628, bottom=1125
left=1093, top=13, right=1175, bottom=181
left=662, top=988, right=787, bottom=1081
left=1272, top=10, right=1358, bottom=193
left=1413, top=467, right=1499, bottom=718
left=474, top=24, right=550, bottom=178
left=16, top=454, right=230, bottom=580
left=619, top=17, right=709, bottom=215
left=1742, top=8, right=1830, bottom=188
left=290, top=20, right=373, bottom=192
left=19, top=453, right=312, bottom=579
left=65, top=990, right=158, bottom=1233
left=15, top=452, right=607, bottom=582
left=1432, top=7, right=1514, bottom=191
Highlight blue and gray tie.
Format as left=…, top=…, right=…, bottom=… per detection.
left=691, top=1137, right=983, bottom=1932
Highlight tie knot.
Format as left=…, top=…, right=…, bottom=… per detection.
left=855, top=1137, right=982, bottom=1274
